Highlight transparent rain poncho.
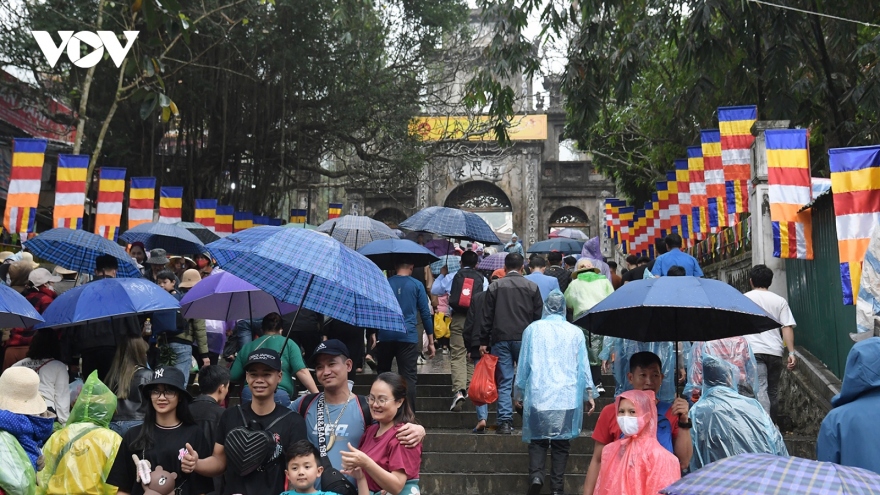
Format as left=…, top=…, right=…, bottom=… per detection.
left=594, top=390, right=681, bottom=495
left=515, top=290, right=595, bottom=442
left=689, top=355, right=788, bottom=471
left=0, top=429, right=35, bottom=495
left=684, top=337, right=760, bottom=403
left=599, top=338, right=676, bottom=402
left=37, top=372, right=123, bottom=495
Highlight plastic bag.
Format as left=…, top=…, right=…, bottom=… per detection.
left=0, top=430, right=35, bottom=495
left=468, top=353, right=498, bottom=406
left=433, top=313, right=450, bottom=339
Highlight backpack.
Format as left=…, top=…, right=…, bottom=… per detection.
left=449, top=267, right=485, bottom=312
left=224, top=406, right=293, bottom=476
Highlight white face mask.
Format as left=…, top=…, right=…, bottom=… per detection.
left=617, top=416, right=640, bottom=436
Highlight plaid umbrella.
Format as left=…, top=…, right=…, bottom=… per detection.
left=527, top=238, right=584, bottom=255
left=207, top=226, right=405, bottom=333
left=399, top=206, right=501, bottom=244
left=476, top=252, right=508, bottom=271
left=548, top=228, right=588, bottom=240
left=175, top=221, right=221, bottom=244
left=120, top=222, right=207, bottom=255
left=316, top=215, right=398, bottom=251
left=662, top=453, right=880, bottom=495
left=430, top=255, right=461, bottom=276
left=23, top=228, right=142, bottom=278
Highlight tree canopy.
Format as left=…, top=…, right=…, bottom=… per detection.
left=470, top=0, right=880, bottom=204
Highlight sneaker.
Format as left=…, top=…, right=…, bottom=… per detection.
left=496, top=422, right=513, bottom=435
left=417, top=355, right=426, bottom=365
left=597, top=384, right=606, bottom=394
left=450, top=390, right=466, bottom=411
left=527, top=476, right=544, bottom=495
left=441, top=347, right=449, bottom=355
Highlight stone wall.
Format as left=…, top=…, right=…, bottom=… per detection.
left=700, top=251, right=752, bottom=292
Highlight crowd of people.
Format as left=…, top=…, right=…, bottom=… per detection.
left=0, top=229, right=878, bottom=495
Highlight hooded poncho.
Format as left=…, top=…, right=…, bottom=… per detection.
left=595, top=389, right=681, bottom=495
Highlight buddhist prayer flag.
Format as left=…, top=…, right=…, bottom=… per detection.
left=328, top=202, right=342, bottom=219
left=4, top=138, right=46, bottom=235
left=619, top=206, right=634, bottom=253
left=666, top=171, right=680, bottom=230
left=94, top=167, right=126, bottom=241
left=253, top=215, right=270, bottom=227
left=158, top=187, right=183, bottom=224
left=215, top=205, right=233, bottom=236
left=701, top=129, right=726, bottom=230
left=687, top=146, right=707, bottom=238
left=766, top=129, right=813, bottom=260
left=234, top=211, right=253, bottom=232
left=290, top=209, right=307, bottom=224
left=719, top=105, right=757, bottom=223
left=128, top=177, right=156, bottom=229
left=53, top=154, right=89, bottom=229
left=270, top=218, right=283, bottom=226
left=194, top=199, right=217, bottom=231
left=829, top=145, right=880, bottom=305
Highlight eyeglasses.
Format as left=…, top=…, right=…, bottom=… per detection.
left=366, top=396, right=395, bottom=406
left=150, top=388, right=179, bottom=399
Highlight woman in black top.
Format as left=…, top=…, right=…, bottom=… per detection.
left=107, top=366, right=213, bottom=495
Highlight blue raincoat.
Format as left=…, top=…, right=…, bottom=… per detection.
left=689, top=355, right=788, bottom=470
left=599, top=338, right=676, bottom=402
left=684, top=337, right=760, bottom=403
left=515, top=290, right=595, bottom=442
left=817, top=337, right=880, bottom=474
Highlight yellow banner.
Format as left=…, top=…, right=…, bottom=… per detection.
left=410, top=115, right=548, bottom=142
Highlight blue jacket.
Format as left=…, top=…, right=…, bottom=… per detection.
left=379, top=275, right=433, bottom=344
left=817, top=337, right=880, bottom=474
left=652, top=248, right=703, bottom=277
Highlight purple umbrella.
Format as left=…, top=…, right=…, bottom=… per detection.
left=179, top=269, right=298, bottom=321
left=424, top=239, right=456, bottom=257
left=476, top=252, right=508, bottom=271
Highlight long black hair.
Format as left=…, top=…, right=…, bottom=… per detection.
left=131, top=385, right=195, bottom=451
left=376, top=372, right=416, bottom=425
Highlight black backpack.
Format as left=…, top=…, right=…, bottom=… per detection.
left=449, top=267, right=485, bottom=312
left=225, top=406, right=293, bottom=476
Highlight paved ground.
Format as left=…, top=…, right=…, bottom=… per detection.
left=359, top=350, right=453, bottom=375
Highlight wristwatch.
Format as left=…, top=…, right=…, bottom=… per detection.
left=678, top=419, right=692, bottom=429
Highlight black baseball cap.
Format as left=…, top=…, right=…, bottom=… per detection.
left=311, top=339, right=350, bottom=365
left=244, top=348, right=282, bottom=371
left=138, top=366, right=193, bottom=400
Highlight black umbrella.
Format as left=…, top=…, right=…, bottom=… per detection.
left=175, top=222, right=221, bottom=244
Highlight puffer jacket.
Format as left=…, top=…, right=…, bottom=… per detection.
left=479, top=272, right=543, bottom=345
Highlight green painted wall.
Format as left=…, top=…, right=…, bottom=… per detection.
left=784, top=193, right=855, bottom=378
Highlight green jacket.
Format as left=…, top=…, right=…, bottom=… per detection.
left=230, top=334, right=306, bottom=395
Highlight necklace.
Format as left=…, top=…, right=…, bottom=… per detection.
left=324, top=391, right=352, bottom=451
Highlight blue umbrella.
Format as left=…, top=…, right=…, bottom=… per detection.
left=527, top=238, right=584, bottom=255
left=316, top=215, right=398, bottom=251
left=35, top=278, right=180, bottom=329
left=357, top=239, right=440, bottom=271
left=573, top=277, right=781, bottom=342
left=0, top=284, right=44, bottom=327
left=207, top=226, right=405, bottom=333
left=119, top=222, right=206, bottom=255
left=23, top=228, right=141, bottom=278
left=399, top=206, right=501, bottom=244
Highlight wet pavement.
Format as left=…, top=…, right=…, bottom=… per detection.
left=359, top=350, right=452, bottom=375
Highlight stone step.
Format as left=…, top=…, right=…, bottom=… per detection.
left=423, top=431, right=595, bottom=454
left=422, top=451, right=591, bottom=474
left=352, top=371, right=616, bottom=387
left=416, top=411, right=600, bottom=430
left=419, top=472, right=584, bottom=495
left=420, top=396, right=615, bottom=412
left=353, top=384, right=451, bottom=397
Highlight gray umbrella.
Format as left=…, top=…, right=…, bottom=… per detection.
left=316, top=215, right=398, bottom=251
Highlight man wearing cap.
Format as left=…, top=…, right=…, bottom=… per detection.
left=290, top=340, right=426, bottom=488
left=182, top=349, right=308, bottom=495
left=143, top=248, right=170, bottom=283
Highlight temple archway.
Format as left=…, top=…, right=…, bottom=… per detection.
left=549, top=206, right=590, bottom=236
left=372, top=207, right=407, bottom=229
left=444, top=181, right=513, bottom=243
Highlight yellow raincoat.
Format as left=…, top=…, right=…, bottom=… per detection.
left=37, top=372, right=122, bottom=495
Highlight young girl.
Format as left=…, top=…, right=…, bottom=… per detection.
left=106, top=366, right=213, bottom=495
left=594, top=389, right=681, bottom=495
left=340, top=372, right=421, bottom=495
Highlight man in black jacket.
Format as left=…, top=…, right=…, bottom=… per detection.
left=479, top=253, right=543, bottom=434
left=190, top=365, right=230, bottom=495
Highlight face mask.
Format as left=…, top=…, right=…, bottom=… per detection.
left=196, top=258, right=209, bottom=268
left=617, top=416, right=640, bottom=436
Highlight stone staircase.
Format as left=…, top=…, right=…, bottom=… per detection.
left=351, top=367, right=615, bottom=495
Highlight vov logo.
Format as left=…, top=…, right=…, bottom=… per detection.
left=31, top=31, right=139, bottom=68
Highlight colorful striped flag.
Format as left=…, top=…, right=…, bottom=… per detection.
left=53, top=154, right=89, bottom=229
left=675, top=159, right=691, bottom=239
left=619, top=206, right=634, bottom=253
left=687, top=146, right=707, bottom=238
left=719, top=105, right=757, bottom=224
left=128, top=177, right=156, bottom=229
left=657, top=181, right=671, bottom=232
left=328, top=202, right=343, bottom=220
left=270, top=218, right=283, bottom=227
left=290, top=209, right=308, bottom=224
left=666, top=171, right=680, bottom=230
left=194, top=199, right=217, bottom=231
left=4, top=139, right=47, bottom=235
left=234, top=211, right=253, bottom=232
left=215, top=205, right=234, bottom=237
left=829, top=145, right=880, bottom=305
left=158, top=187, right=183, bottom=224
left=94, top=167, right=126, bottom=241
left=701, top=129, right=726, bottom=231
left=766, top=129, right=813, bottom=260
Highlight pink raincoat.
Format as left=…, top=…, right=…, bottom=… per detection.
left=594, top=390, right=681, bottom=495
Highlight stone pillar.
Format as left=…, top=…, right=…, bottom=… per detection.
left=525, top=155, right=540, bottom=246
left=750, top=120, right=791, bottom=298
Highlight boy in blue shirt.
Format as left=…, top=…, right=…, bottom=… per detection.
left=282, top=440, right=333, bottom=495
